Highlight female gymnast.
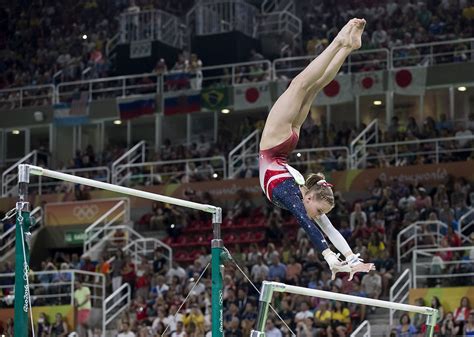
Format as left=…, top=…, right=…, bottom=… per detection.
left=259, top=18, right=374, bottom=280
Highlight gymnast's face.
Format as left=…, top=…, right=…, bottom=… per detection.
left=303, top=192, right=333, bottom=220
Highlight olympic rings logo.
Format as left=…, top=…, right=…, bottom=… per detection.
left=72, top=205, right=99, bottom=221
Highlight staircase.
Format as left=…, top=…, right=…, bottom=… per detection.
left=228, top=129, right=260, bottom=178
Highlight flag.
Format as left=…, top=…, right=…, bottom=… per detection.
left=201, top=87, right=229, bottom=111
left=14, top=211, right=31, bottom=337
left=164, top=90, right=201, bottom=116
left=353, top=71, right=384, bottom=96
left=314, top=74, right=353, bottom=106
left=54, top=91, right=89, bottom=125
left=390, top=67, right=427, bottom=96
left=117, top=94, right=157, bottom=120
left=234, top=82, right=271, bottom=110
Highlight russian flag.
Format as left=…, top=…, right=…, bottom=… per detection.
left=117, top=94, right=157, bottom=120
left=164, top=90, right=201, bottom=116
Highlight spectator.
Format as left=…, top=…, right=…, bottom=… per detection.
left=36, top=312, right=51, bottom=337
left=74, top=280, right=91, bottom=337
left=361, top=270, right=382, bottom=300
left=454, top=297, right=471, bottom=329
left=440, top=311, right=460, bottom=337
left=350, top=202, right=367, bottom=231
left=329, top=301, right=351, bottom=337
left=268, top=255, right=287, bottom=282
left=265, top=319, right=282, bottom=337
left=111, top=249, right=124, bottom=293
left=431, top=296, right=445, bottom=324
left=396, top=313, right=417, bottom=337
left=296, top=316, right=318, bottom=337
left=118, top=322, right=136, bottom=337
left=464, top=311, right=474, bottom=336
left=50, top=313, right=68, bottom=337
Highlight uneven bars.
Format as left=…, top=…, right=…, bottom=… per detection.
left=22, top=165, right=218, bottom=214
left=251, top=281, right=438, bottom=337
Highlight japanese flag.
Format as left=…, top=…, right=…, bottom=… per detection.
left=234, top=82, right=271, bottom=110
left=353, top=71, right=384, bottom=96
left=390, top=67, right=427, bottom=96
left=314, top=74, right=353, bottom=106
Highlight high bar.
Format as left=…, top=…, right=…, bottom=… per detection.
left=267, top=282, right=436, bottom=316
left=22, top=164, right=219, bottom=214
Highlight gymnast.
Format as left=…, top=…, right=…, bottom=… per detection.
left=259, top=18, right=375, bottom=280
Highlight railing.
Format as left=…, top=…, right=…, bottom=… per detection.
left=0, top=269, right=104, bottom=308
left=123, top=237, right=172, bottom=271
left=350, top=119, right=379, bottom=169
left=119, top=9, right=185, bottom=49
left=391, top=38, right=474, bottom=69
left=228, top=129, right=260, bottom=178
left=0, top=85, right=55, bottom=110
left=2, top=150, right=42, bottom=197
left=397, top=220, right=448, bottom=272
left=186, top=0, right=259, bottom=38
left=273, top=49, right=390, bottom=79
left=258, top=10, right=302, bottom=41
left=350, top=320, right=371, bottom=337
left=261, top=0, right=294, bottom=13
left=114, top=156, right=227, bottom=186
left=106, top=33, right=120, bottom=57
left=83, top=199, right=130, bottom=256
left=362, top=134, right=474, bottom=169
left=459, top=208, right=474, bottom=243
left=57, top=73, right=162, bottom=102
left=0, top=207, right=43, bottom=262
left=389, top=269, right=412, bottom=327
left=112, top=141, right=147, bottom=185
left=412, top=246, right=474, bottom=288
left=103, top=283, right=131, bottom=330
left=198, top=60, right=271, bottom=88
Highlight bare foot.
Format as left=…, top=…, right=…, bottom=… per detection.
left=334, top=19, right=357, bottom=48
left=350, top=18, right=366, bottom=50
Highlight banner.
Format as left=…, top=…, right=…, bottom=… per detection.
left=201, top=87, right=230, bottom=111
left=130, top=41, right=152, bottom=59
left=314, top=74, right=353, bottom=106
left=0, top=305, right=74, bottom=329
left=234, top=82, right=271, bottom=110
left=353, top=71, right=384, bottom=96
left=117, top=94, right=156, bottom=120
left=54, top=92, right=90, bottom=125
left=409, top=287, right=474, bottom=313
left=391, top=67, right=428, bottom=96
left=45, top=198, right=128, bottom=226
left=14, top=211, right=31, bottom=337
left=164, top=90, right=201, bottom=115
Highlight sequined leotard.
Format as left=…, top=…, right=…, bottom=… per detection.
left=259, top=131, right=329, bottom=252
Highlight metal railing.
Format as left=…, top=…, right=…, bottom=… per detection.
left=228, top=129, right=260, bottom=178
left=350, top=320, right=371, bottom=337
left=459, top=208, right=474, bottom=243
left=83, top=199, right=131, bottom=256
left=0, top=269, right=104, bottom=308
left=119, top=9, right=185, bottom=49
left=389, top=269, right=412, bottom=327
left=258, top=10, right=302, bottom=41
left=412, top=246, right=474, bottom=288
left=0, top=85, right=55, bottom=110
left=112, top=141, right=147, bottom=185
left=397, top=220, right=448, bottom=272
left=362, top=134, right=474, bottom=169
left=261, top=0, right=294, bottom=13
left=103, top=283, right=131, bottom=330
left=350, top=119, right=379, bottom=169
left=273, top=49, right=390, bottom=79
left=123, top=237, right=172, bottom=271
left=0, top=206, right=43, bottom=262
left=114, top=156, right=227, bottom=186
left=2, top=150, right=43, bottom=197
left=186, top=0, right=259, bottom=38
left=391, top=38, right=474, bottom=69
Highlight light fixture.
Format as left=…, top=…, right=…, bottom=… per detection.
left=82, top=34, right=88, bottom=40
left=212, top=173, right=218, bottom=178
left=373, top=100, right=382, bottom=106
left=12, top=130, right=20, bottom=135
left=296, top=152, right=302, bottom=158
left=457, top=86, right=467, bottom=92
left=221, top=108, right=230, bottom=114
left=113, top=120, right=122, bottom=125
left=170, top=224, right=175, bottom=229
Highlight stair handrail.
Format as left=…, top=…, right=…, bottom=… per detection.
left=2, top=150, right=40, bottom=196
left=389, top=269, right=412, bottom=327
left=103, top=282, right=131, bottom=330
left=350, top=320, right=371, bottom=337
left=111, top=140, right=146, bottom=185
left=459, top=207, right=474, bottom=243
left=228, top=129, right=261, bottom=178
left=350, top=119, right=379, bottom=169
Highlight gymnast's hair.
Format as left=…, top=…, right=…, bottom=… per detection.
left=305, top=172, right=335, bottom=206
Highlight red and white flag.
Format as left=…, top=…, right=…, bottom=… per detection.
left=314, top=74, right=353, bottom=106
left=234, top=82, right=271, bottom=110
left=391, top=67, right=427, bottom=96
left=353, top=71, right=384, bottom=96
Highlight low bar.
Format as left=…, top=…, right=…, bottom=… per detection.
left=26, top=165, right=218, bottom=214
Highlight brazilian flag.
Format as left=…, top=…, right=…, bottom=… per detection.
left=201, top=87, right=229, bottom=111
left=14, top=211, right=31, bottom=337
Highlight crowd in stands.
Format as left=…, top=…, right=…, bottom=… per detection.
left=1, top=173, right=473, bottom=336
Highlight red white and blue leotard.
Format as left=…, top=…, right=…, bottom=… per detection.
left=259, top=131, right=329, bottom=252
left=259, top=130, right=298, bottom=201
